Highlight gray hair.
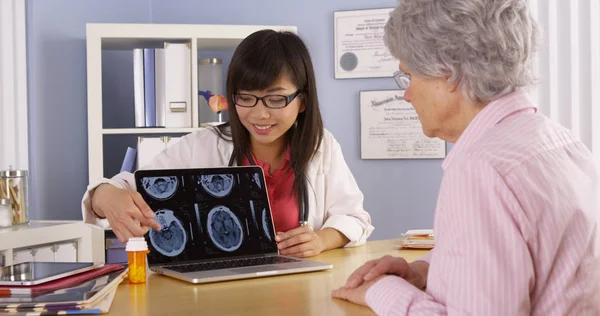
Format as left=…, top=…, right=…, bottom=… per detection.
left=384, top=0, right=540, bottom=104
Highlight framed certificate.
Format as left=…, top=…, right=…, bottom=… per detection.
left=333, top=8, right=397, bottom=79
left=360, top=90, right=446, bottom=159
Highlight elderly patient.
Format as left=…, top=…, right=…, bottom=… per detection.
left=332, top=0, right=600, bottom=314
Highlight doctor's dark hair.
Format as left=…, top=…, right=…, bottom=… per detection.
left=215, top=29, right=324, bottom=198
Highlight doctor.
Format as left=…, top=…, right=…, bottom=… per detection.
left=81, top=29, right=374, bottom=258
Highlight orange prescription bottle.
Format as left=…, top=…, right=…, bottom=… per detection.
left=126, top=237, right=149, bottom=284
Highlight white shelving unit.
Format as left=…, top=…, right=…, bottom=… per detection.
left=101, top=128, right=199, bottom=135
left=86, top=23, right=298, bottom=182
left=0, top=220, right=105, bottom=266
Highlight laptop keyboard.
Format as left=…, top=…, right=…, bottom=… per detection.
left=166, top=256, right=300, bottom=273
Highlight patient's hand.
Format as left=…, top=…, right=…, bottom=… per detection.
left=275, top=225, right=324, bottom=258
left=92, top=184, right=162, bottom=243
left=343, top=255, right=428, bottom=290
left=331, top=275, right=384, bottom=307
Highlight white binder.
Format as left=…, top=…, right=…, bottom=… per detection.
left=137, top=137, right=165, bottom=169
left=166, top=136, right=181, bottom=148
left=137, top=136, right=182, bottom=169
left=133, top=49, right=145, bottom=127
left=154, top=43, right=192, bottom=128
left=154, top=48, right=166, bottom=127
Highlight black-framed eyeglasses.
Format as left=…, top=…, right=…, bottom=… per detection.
left=232, top=90, right=303, bottom=109
left=393, top=71, right=411, bottom=90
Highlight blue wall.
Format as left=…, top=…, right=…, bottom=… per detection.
left=26, top=0, right=444, bottom=241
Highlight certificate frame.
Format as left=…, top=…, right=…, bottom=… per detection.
left=359, top=89, right=447, bottom=160
left=333, top=8, right=397, bottom=79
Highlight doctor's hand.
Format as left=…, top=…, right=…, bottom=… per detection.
left=91, top=184, right=162, bottom=243
left=343, top=255, right=428, bottom=291
left=275, top=225, right=324, bottom=258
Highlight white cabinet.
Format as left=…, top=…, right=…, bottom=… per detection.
left=0, top=221, right=104, bottom=266
left=54, top=241, right=77, bottom=262
left=85, top=23, right=297, bottom=181
left=33, top=245, right=54, bottom=262
left=13, top=248, right=33, bottom=264
left=10, top=241, right=79, bottom=264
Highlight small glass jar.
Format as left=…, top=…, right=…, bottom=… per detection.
left=0, top=199, right=12, bottom=227
left=197, top=57, right=224, bottom=126
left=126, top=237, right=149, bottom=284
left=0, top=167, right=29, bottom=225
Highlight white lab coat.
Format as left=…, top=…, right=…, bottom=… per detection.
left=81, top=128, right=374, bottom=247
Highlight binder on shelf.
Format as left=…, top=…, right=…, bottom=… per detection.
left=133, top=49, right=145, bottom=127
left=143, top=48, right=156, bottom=127
left=120, top=147, right=137, bottom=173
left=166, top=136, right=182, bottom=148
left=154, top=48, right=166, bottom=127
left=155, top=42, right=192, bottom=128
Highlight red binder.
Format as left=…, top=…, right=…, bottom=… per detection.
left=0, top=264, right=124, bottom=296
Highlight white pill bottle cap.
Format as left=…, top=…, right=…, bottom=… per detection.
left=126, top=237, right=149, bottom=252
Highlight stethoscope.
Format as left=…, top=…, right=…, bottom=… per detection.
left=228, top=152, right=309, bottom=227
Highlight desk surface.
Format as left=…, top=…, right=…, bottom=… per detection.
left=107, top=239, right=428, bottom=316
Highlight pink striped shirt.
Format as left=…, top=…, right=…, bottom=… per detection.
left=366, top=90, right=600, bottom=315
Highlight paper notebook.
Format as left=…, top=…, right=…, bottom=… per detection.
left=0, top=264, right=124, bottom=296
left=0, top=267, right=127, bottom=312
left=399, top=229, right=435, bottom=249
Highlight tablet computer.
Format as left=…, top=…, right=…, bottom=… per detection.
left=0, top=262, right=103, bottom=286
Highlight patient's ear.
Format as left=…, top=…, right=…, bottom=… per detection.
left=447, top=77, right=459, bottom=93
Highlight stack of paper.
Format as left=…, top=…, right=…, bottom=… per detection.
left=399, top=229, right=435, bottom=249
left=0, top=266, right=127, bottom=315
left=0, top=264, right=124, bottom=296
left=0, top=287, right=120, bottom=315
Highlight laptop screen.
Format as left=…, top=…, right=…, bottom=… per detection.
left=134, top=166, right=278, bottom=265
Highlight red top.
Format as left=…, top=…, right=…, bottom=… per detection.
left=243, top=148, right=299, bottom=233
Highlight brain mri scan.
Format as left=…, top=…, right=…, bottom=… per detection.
left=207, top=206, right=243, bottom=252
left=149, top=210, right=187, bottom=257
left=199, top=174, right=234, bottom=197
left=252, top=172, right=262, bottom=189
left=262, top=208, right=272, bottom=241
left=142, top=176, right=178, bottom=200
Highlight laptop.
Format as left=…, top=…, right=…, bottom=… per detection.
left=134, top=166, right=332, bottom=284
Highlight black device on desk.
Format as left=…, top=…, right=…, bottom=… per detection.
left=133, top=166, right=331, bottom=284
left=0, top=262, right=103, bottom=286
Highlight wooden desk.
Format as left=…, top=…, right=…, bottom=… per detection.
left=107, top=239, right=428, bottom=316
